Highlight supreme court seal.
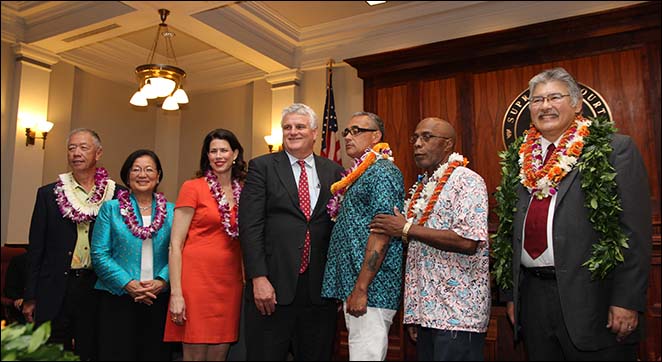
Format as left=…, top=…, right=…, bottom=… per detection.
left=502, top=83, right=612, bottom=148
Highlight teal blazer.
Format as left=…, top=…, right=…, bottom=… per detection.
left=91, top=194, right=174, bottom=296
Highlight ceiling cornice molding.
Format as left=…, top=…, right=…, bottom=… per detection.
left=24, top=2, right=134, bottom=44
left=264, top=69, right=302, bottom=85
left=192, top=6, right=295, bottom=69
left=13, top=42, right=60, bottom=65
left=296, top=0, right=647, bottom=68
left=238, top=2, right=301, bottom=43
left=1, top=4, right=23, bottom=43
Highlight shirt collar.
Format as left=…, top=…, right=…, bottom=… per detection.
left=285, top=151, right=314, bottom=168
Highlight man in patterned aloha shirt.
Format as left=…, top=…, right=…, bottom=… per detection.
left=322, top=111, right=404, bottom=361
left=370, top=117, right=490, bottom=361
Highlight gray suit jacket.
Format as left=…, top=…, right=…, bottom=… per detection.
left=511, top=134, right=652, bottom=350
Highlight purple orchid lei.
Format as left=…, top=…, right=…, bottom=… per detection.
left=118, top=189, right=167, bottom=240
left=205, top=170, right=242, bottom=238
left=54, top=167, right=113, bottom=223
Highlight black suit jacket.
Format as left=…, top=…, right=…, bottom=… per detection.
left=24, top=180, right=123, bottom=323
left=511, top=134, right=652, bottom=350
left=239, top=151, right=343, bottom=305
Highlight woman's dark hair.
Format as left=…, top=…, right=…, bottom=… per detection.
left=120, top=149, right=164, bottom=191
left=196, top=128, right=247, bottom=181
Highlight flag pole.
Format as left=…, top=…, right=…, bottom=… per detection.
left=326, top=59, right=333, bottom=135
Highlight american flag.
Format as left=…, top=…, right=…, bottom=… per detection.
left=321, top=65, right=342, bottom=165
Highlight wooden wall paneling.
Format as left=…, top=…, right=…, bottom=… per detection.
left=376, top=84, right=416, bottom=188
left=344, top=3, right=661, bottom=360
left=644, top=42, right=661, bottom=218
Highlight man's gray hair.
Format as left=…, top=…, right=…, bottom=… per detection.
left=282, top=103, right=318, bottom=129
left=529, top=67, right=582, bottom=108
left=66, top=128, right=102, bottom=149
left=352, top=111, right=385, bottom=141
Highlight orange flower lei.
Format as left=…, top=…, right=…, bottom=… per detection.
left=519, top=115, right=591, bottom=199
left=405, top=152, right=468, bottom=225
left=327, top=142, right=393, bottom=221
left=330, top=142, right=393, bottom=194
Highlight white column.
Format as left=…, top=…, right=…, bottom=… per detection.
left=4, top=43, right=59, bottom=245
left=154, top=109, right=181, bottom=201
left=264, top=69, right=302, bottom=152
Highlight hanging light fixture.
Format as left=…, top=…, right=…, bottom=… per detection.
left=129, top=9, right=189, bottom=111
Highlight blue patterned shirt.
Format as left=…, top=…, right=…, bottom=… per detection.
left=322, top=159, right=404, bottom=310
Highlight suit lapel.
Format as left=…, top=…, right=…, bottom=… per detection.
left=554, top=167, right=579, bottom=208
left=311, top=155, right=331, bottom=219
left=274, top=151, right=302, bottom=213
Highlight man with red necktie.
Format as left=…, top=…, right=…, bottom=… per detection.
left=499, top=67, right=651, bottom=361
left=240, top=103, right=343, bottom=360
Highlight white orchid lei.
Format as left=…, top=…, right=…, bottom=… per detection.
left=54, top=167, right=115, bottom=223
left=205, top=170, right=242, bottom=238
left=405, top=152, right=468, bottom=224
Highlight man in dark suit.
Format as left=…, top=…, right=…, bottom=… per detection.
left=502, top=68, right=652, bottom=360
left=240, top=103, right=343, bottom=360
left=23, top=128, right=121, bottom=361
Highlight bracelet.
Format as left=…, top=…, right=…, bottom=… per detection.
left=402, top=222, right=413, bottom=243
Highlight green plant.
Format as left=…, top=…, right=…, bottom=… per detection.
left=1, top=321, right=79, bottom=361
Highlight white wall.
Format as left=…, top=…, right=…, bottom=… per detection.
left=1, top=40, right=16, bottom=245
left=299, top=64, right=363, bottom=167
left=0, top=50, right=364, bottom=244
left=70, top=70, right=158, bottom=184
left=177, top=84, right=254, bottom=190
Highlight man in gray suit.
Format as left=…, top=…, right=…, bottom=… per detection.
left=501, top=67, right=651, bottom=360
left=240, top=103, right=343, bottom=360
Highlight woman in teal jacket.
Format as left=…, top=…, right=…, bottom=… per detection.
left=91, top=149, right=174, bottom=361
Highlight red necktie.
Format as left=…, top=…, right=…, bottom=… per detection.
left=524, top=144, right=556, bottom=259
left=297, top=160, right=311, bottom=273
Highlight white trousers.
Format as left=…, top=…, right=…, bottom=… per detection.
left=343, top=302, right=397, bottom=361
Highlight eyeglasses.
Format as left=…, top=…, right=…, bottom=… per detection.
left=130, top=167, right=157, bottom=176
left=342, top=126, right=378, bottom=137
left=529, top=93, right=570, bottom=107
left=409, top=133, right=451, bottom=144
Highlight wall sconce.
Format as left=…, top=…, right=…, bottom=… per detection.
left=23, top=119, right=54, bottom=149
left=264, top=128, right=282, bottom=153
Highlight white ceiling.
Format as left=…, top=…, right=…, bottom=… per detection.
left=1, top=1, right=645, bottom=95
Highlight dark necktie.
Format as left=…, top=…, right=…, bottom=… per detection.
left=297, top=160, right=311, bottom=273
left=524, top=144, right=556, bottom=259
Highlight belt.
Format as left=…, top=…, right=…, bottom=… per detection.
left=68, top=269, right=95, bottom=278
left=522, top=266, right=556, bottom=280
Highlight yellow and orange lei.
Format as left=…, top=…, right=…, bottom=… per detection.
left=327, top=142, right=393, bottom=221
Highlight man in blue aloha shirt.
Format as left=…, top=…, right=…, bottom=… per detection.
left=322, top=111, right=404, bottom=361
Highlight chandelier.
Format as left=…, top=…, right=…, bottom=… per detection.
left=129, top=9, right=189, bottom=111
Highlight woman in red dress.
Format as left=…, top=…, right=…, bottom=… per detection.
left=164, top=129, right=246, bottom=360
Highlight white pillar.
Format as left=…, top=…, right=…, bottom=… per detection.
left=264, top=69, right=302, bottom=151
left=4, top=43, right=59, bottom=245
left=154, top=109, right=181, bottom=201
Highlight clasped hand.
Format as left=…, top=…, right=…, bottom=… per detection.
left=125, top=279, right=165, bottom=306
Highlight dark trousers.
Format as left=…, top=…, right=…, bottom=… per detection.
left=97, top=291, right=172, bottom=361
left=48, top=270, right=99, bottom=361
left=227, top=284, right=247, bottom=361
left=245, top=271, right=337, bottom=361
left=520, top=273, right=637, bottom=361
left=416, top=326, right=486, bottom=361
